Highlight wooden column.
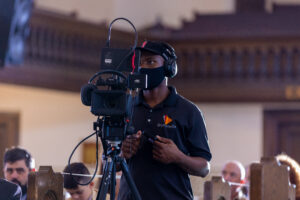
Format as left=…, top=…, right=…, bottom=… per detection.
left=204, top=176, right=231, bottom=200
left=27, top=166, right=63, bottom=200
left=249, top=157, right=296, bottom=200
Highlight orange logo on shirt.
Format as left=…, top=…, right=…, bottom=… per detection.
left=163, top=115, right=172, bottom=125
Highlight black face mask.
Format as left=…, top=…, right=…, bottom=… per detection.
left=139, top=66, right=165, bottom=90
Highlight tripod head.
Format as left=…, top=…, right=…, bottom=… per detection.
left=93, top=116, right=135, bottom=158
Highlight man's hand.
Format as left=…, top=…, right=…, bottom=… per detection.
left=121, top=131, right=142, bottom=159
left=152, top=135, right=182, bottom=164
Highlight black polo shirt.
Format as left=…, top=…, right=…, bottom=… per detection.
left=118, top=86, right=211, bottom=200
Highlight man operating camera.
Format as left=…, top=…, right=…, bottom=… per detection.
left=118, top=41, right=212, bottom=200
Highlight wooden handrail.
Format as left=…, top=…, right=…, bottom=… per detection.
left=2, top=7, right=300, bottom=102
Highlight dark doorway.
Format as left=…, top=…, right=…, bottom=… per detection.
left=264, top=110, right=300, bottom=164
left=0, top=112, right=19, bottom=178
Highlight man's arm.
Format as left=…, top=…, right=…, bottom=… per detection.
left=152, top=136, right=210, bottom=177
left=175, top=153, right=210, bottom=177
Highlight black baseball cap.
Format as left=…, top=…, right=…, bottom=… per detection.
left=136, top=41, right=175, bottom=61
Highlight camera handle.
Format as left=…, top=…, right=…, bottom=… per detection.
left=105, top=17, right=138, bottom=72
left=106, top=17, right=138, bottom=49
left=88, top=70, right=127, bottom=84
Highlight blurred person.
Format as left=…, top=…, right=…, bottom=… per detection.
left=3, top=147, right=33, bottom=200
left=222, top=160, right=247, bottom=200
left=63, top=162, right=97, bottom=200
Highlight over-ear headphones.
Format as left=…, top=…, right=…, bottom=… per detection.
left=160, top=42, right=177, bottom=78
left=138, top=41, right=178, bottom=78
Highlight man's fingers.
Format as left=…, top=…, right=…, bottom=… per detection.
left=153, top=154, right=160, bottom=161
left=127, top=131, right=142, bottom=139
left=156, top=135, right=171, bottom=143
left=152, top=150, right=160, bottom=158
left=136, top=130, right=142, bottom=137
left=123, top=138, right=139, bottom=146
left=123, top=145, right=138, bottom=152
left=122, top=139, right=139, bottom=156
left=152, top=150, right=161, bottom=159
left=153, top=140, right=164, bottom=149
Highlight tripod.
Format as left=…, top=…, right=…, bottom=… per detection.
left=96, top=141, right=141, bottom=200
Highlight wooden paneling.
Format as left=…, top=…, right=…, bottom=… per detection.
left=0, top=112, right=19, bottom=178
left=264, top=110, right=300, bottom=164
left=3, top=2, right=300, bottom=102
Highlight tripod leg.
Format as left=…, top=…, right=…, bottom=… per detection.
left=110, top=159, right=116, bottom=200
left=120, top=158, right=142, bottom=200
left=97, top=158, right=113, bottom=200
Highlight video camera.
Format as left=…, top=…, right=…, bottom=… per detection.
left=80, top=18, right=146, bottom=143
left=67, top=19, right=144, bottom=200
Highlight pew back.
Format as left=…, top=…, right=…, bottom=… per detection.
left=27, top=166, right=63, bottom=200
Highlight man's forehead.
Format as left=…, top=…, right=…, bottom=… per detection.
left=66, top=185, right=89, bottom=192
left=223, top=163, right=241, bottom=174
left=141, top=53, right=164, bottom=60
left=66, top=187, right=81, bottom=193
left=5, top=160, right=28, bottom=168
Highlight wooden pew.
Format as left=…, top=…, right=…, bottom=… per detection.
left=27, top=166, right=63, bottom=200
left=203, top=157, right=296, bottom=200
left=250, top=157, right=296, bottom=200
left=204, top=176, right=231, bottom=200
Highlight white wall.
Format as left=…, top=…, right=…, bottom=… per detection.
left=35, top=0, right=235, bottom=30
left=35, top=0, right=114, bottom=24
left=0, top=83, right=96, bottom=171
left=199, top=103, right=263, bottom=169
left=0, top=83, right=267, bottom=200
left=189, top=103, right=263, bottom=198
left=35, top=0, right=300, bottom=30
left=113, top=0, right=235, bottom=29
left=0, top=83, right=263, bottom=172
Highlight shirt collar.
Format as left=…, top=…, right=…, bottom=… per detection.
left=135, top=86, right=178, bottom=107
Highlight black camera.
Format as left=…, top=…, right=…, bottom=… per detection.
left=76, top=19, right=144, bottom=200
left=81, top=18, right=146, bottom=143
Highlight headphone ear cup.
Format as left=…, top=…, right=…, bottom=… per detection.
left=164, top=59, right=177, bottom=78
left=81, top=84, right=96, bottom=106
left=161, top=43, right=177, bottom=78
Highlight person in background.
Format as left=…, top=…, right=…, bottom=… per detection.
left=221, top=160, right=247, bottom=200
left=63, top=162, right=97, bottom=200
left=3, top=147, right=33, bottom=200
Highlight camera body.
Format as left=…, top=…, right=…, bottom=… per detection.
left=81, top=17, right=147, bottom=145
left=81, top=49, right=146, bottom=143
